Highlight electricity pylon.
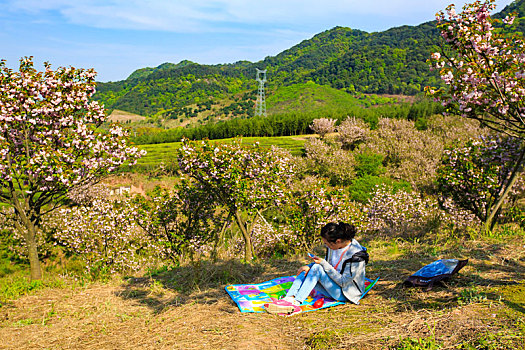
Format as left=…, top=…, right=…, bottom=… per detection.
left=255, top=68, right=267, bottom=117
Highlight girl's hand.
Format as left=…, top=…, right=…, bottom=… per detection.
left=310, top=256, right=323, bottom=264
left=297, top=265, right=310, bottom=276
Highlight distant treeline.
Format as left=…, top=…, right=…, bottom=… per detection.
left=131, top=99, right=443, bottom=145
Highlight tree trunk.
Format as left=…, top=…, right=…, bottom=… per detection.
left=212, top=215, right=231, bottom=261
left=12, top=212, right=43, bottom=280
left=234, top=210, right=254, bottom=261
left=484, top=144, right=525, bottom=233
left=24, top=222, right=42, bottom=281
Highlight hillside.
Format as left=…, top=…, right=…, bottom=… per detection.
left=93, top=23, right=440, bottom=118
left=266, top=82, right=399, bottom=114
left=108, top=109, right=146, bottom=123
left=93, top=0, right=525, bottom=119
left=494, top=0, right=525, bottom=33
left=262, top=23, right=441, bottom=95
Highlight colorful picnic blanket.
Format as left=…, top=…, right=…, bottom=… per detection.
left=225, top=275, right=379, bottom=313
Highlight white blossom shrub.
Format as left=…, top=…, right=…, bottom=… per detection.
left=438, top=197, right=480, bottom=233
left=67, top=182, right=111, bottom=206
left=303, top=137, right=356, bottom=185
left=365, top=185, right=443, bottom=237
left=359, top=118, right=444, bottom=190
left=337, top=116, right=370, bottom=150
left=53, top=197, right=146, bottom=277
left=426, top=114, right=488, bottom=147
left=309, top=118, right=337, bottom=139
left=248, top=221, right=297, bottom=258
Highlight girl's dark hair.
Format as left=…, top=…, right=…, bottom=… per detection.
left=320, top=222, right=356, bottom=243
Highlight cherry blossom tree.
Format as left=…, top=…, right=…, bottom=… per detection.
left=133, top=180, right=223, bottom=264
left=309, top=118, right=336, bottom=139
left=177, top=138, right=295, bottom=260
left=336, top=116, right=369, bottom=150
left=427, top=0, right=525, bottom=231
left=54, top=195, right=144, bottom=277
left=0, top=57, right=143, bottom=279
left=437, top=135, right=524, bottom=229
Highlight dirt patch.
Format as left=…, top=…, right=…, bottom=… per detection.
left=102, top=173, right=179, bottom=196
left=0, top=280, right=305, bottom=349
left=108, top=110, right=146, bottom=123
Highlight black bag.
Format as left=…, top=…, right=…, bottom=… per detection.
left=404, top=259, right=468, bottom=291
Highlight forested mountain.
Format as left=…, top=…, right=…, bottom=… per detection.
left=94, top=63, right=253, bottom=117
left=303, top=24, right=440, bottom=94
left=94, top=0, right=525, bottom=118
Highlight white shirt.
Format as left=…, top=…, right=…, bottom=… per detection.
left=330, top=243, right=351, bottom=273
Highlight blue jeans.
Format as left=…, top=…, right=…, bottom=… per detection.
left=286, top=264, right=348, bottom=303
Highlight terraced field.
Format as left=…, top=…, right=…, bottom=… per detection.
left=132, top=135, right=310, bottom=172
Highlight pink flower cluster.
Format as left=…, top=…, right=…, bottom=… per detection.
left=428, top=0, right=525, bottom=137
left=0, top=57, right=144, bottom=195
left=178, top=138, right=295, bottom=212
left=53, top=193, right=145, bottom=275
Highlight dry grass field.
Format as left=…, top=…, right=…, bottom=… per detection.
left=108, top=110, right=146, bottom=123
left=1, top=232, right=524, bottom=349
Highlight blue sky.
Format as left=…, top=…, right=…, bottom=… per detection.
left=0, top=0, right=515, bottom=82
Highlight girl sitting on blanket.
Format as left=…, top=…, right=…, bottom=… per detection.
left=265, top=222, right=368, bottom=315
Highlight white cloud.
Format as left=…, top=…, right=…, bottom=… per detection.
left=5, top=0, right=515, bottom=33
left=1, top=0, right=515, bottom=81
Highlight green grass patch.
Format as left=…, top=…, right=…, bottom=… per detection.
left=396, top=336, right=443, bottom=350
left=305, top=330, right=340, bottom=350
left=495, top=283, right=525, bottom=309
left=348, top=175, right=412, bottom=203
left=456, top=331, right=525, bottom=349
left=267, top=82, right=396, bottom=114
left=132, top=135, right=307, bottom=172
left=457, top=286, right=488, bottom=305
left=503, top=283, right=525, bottom=304
left=304, top=322, right=381, bottom=350
left=0, top=256, right=25, bottom=277
left=0, top=242, right=85, bottom=306
left=0, top=271, right=64, bottom=306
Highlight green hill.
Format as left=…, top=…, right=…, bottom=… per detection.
left=267, top=82, right=396, bottom=114
left=126, top=60, right=199, bottom=81
left=93, top=0, right=525, bottom=120
left=494, top=0, right=525, bottom=33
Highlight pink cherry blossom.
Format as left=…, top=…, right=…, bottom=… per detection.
left=0, top=57, right=144, bottom=279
